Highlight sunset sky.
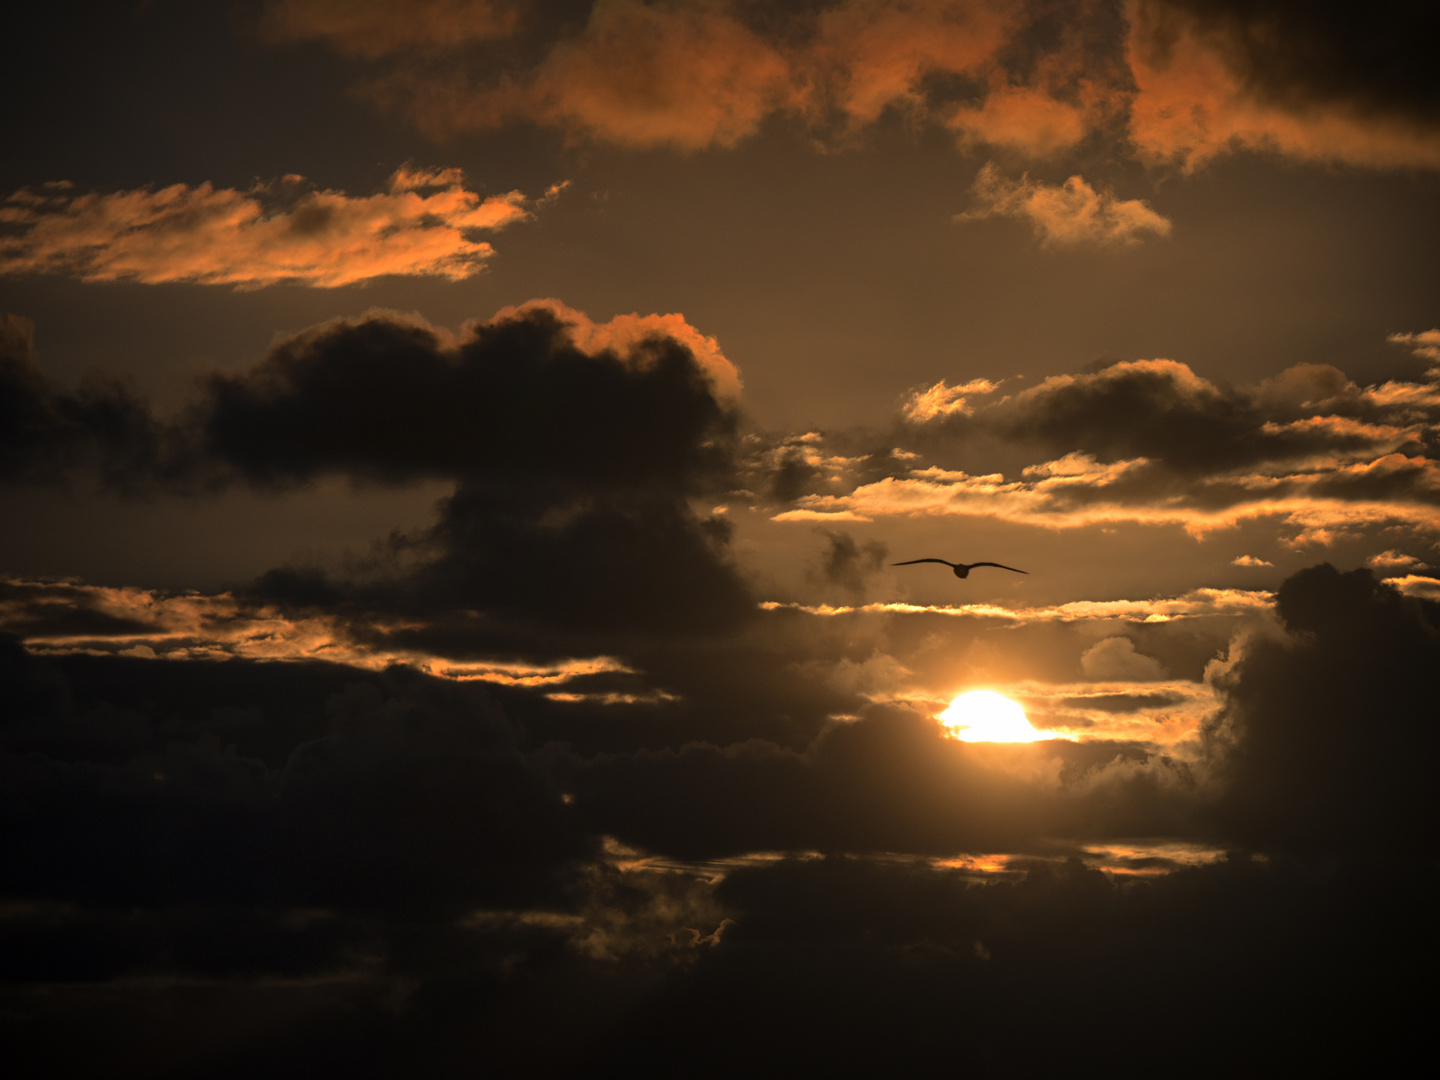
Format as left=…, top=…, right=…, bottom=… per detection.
left=4, top=2, right=1437, bottom=1075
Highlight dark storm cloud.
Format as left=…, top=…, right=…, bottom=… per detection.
left=2, top=304, right=754, bottom=640
left=202, top=306, right=734, bottom=490
left=1208, top=563, right=1440, bottom=856
left=203, top=304, right=753, bottom=638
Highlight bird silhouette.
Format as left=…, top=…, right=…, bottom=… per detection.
left=892, top=558, right=1028, bottom=579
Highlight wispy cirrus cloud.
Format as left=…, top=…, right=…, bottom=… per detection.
left=0, top=166, right=538, bottom=289
left=956, top=163, right=1172, bottom=246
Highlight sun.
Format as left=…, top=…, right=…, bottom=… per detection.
left=939, top=690, right=1045, bottom=743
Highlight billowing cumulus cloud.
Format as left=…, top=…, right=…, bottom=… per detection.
left=0, top=166, right=535, bottom=288
left=957, top=162, right=1172, bottom=245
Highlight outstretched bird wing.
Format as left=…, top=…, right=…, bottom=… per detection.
left=966, top=562, right=1028, bottom=574
left=892, top=558, right=956, bottom=567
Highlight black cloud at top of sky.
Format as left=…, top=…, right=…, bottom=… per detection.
left=1152, top=0, right=1440, bottom=123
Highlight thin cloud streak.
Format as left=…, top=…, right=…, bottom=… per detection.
left=0, top=166, right=537, bottom=289
left=760, top=586, right=1275, bottom=623
left=0, top=576, right=630, bottom=688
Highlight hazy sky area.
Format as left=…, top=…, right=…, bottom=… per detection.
left=3, top=2, right=1438, bottom=1075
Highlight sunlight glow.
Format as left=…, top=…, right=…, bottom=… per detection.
left=939, top=690, right=1045, bottom=743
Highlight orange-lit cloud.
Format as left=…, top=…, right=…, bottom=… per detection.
left=321, top=1, right=1097, bottom=155
left=760, top=586, right=1275, bottom=624
left=1381, top=574, right=1440, bottom=601
left=0, top=166, right=535, bottom=288
left=902, top=378, right=1001, bottom=422
left=1367, top=550, right=1425, bottom=572
left=260, top=0, right=521, bottom=57
left=1125, top=0, right=1440, bottom=171
left=489, top=298, right=743, bottom=402
left=260, top=1, right=1440, bottom=175
left=385, top=0, right=799, bottom=149
left=780, top=463, right=1440, bottom=543
left=805, top=0, right=1016, bottom=129
left=957, top=163, right=1172, bottom=246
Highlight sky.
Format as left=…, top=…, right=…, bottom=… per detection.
left=3, top=1, right=1438, bottom=1075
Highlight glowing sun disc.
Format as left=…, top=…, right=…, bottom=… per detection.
left=940, top=690, right=1043, bottom=743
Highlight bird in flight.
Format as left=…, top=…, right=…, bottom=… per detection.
left=893, top=558, right=1028, bottom=579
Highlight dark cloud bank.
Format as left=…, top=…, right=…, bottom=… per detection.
left=3, top=563, right=1436, bottom=1075
left=4, top=307, right=1438, bottom=1074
